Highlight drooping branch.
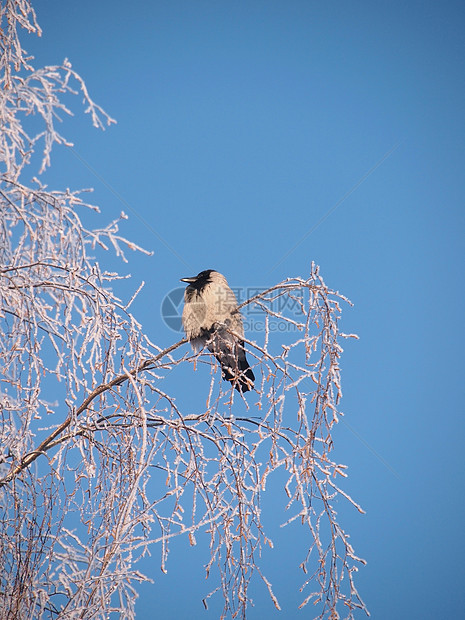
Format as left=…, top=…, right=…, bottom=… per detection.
left=0, top=337, right=187, bottom=487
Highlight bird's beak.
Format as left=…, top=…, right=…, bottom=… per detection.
left=180, top=277, right=197, bottom=283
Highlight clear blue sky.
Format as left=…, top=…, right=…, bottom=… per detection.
left=24, top=1, right=465, bottom=618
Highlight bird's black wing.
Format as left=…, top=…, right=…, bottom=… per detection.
left=206, top=323, right=255, bottom=392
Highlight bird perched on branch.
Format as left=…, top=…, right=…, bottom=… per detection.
left=180, top=269, right=255, bottom=392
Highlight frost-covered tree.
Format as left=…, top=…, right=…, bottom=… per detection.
left=0, top=2, right=367, bottom=618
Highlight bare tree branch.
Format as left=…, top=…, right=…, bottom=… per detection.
left=0, top=338, right=187, bottom=486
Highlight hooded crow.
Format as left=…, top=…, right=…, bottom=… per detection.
left=180, top=270, right=255, bottom=392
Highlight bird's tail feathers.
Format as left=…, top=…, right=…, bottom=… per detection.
left=208, top=329, right=255, bottom=392
left=218, top=357, right=255, bottom=392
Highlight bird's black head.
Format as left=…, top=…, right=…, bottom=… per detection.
left=180, top=269, right=217, bottom=290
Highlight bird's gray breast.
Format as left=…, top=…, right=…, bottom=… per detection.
left=182, top=281, right=244, bottom=341
left=182, top=287, right=208, bottom=340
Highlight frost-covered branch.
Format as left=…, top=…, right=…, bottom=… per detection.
left=0, top=337, right=187, bottom=487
